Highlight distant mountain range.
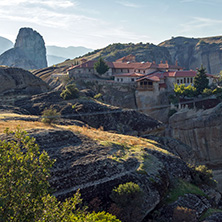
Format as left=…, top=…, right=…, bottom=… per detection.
left=0, top=37, right=13, bottom=55
left=0, top=36, right=93, bottom=66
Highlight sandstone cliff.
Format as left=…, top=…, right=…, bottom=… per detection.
left=0, top=28, right=47, bottom=70
left=159, top=36, right=222, bottom=74
left=168, top=103, right=222, bottom=191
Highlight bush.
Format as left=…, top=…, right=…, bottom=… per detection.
left=110, top=182, right=143, bottom=221
left=60, top=84, right=79, bottom=100
left=110, top=182, right=142, bottom=208
left=174, top=84, right=197, bottom=98
left=41, top=106, right=60, bottom=125
left=202, top=88, right=213, bottom=97
left=191, top=165, right=216, bottom=187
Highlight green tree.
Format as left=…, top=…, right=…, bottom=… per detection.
left=0, top=127, right=54, bottom=221
left=194, top=65, right=209, bottom=94
left=94, top=57, right=109, bottom=75
left=0, top=127, right=120, bottom=222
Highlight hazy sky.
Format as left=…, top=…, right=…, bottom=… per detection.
left=1, top=0, right=222, bottom=49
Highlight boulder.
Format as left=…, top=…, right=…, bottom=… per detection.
left=0, top=67, right=48, bottom=96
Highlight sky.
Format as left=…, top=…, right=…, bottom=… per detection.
left=1, top=0, right=222, bottom=49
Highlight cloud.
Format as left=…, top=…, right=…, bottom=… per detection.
left=180, top=0, right=222, bottom=6
left=180, top=17, right=222, bottom=33
left=116, top=1, right=141, bottom=8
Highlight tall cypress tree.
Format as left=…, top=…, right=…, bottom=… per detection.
left=94, top=57, right=109, bottom=75
left=194, top=65, right=209, bottom=94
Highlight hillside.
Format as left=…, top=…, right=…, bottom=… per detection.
left=1, top=108, right=222, bottom=221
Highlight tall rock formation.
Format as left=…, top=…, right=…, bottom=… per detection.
left=168, top=104, right=222, bottom=191
left=0, top=28, right=47, bottom=70
left=159, top=36, right=222, bottom=74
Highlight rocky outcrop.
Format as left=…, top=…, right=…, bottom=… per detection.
left=1, top=127, right=219, bottom=221
left=0, top=67, right=48, bottom=96
left=168, top=103, right=222, bottom=191
left=0, top=28, right=47, bottom=69
left=159, top=36, right=222, bottom=74
left=15, top=91, right=163, bottom=135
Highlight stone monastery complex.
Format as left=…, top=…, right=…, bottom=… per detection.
left=68, top=54, right=216, bottom=98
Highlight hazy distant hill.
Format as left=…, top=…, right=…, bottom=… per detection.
left=46, top=46, right=93, bottom=66
left=47, top=55, right=67, bottom=66
left=0, top=37, right=13, bottom=55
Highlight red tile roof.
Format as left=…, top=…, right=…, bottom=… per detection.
left=114, top=73, right=144, bottom=77
left=68, top=58, right=182, bottom=71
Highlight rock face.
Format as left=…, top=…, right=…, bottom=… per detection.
left=159, top=36, right=222, bottom=74
left=168, top=103, right=222, bottom=191
left=0, top=28, right=47, bottom=69
left=0, top=67, right=48, bottom=96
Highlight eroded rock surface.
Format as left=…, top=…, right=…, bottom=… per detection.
left=0, top=28, right=47, bottom=69
left=168, top=103, right=222, bottom=191
left=0, top=67, right=48, bottom=96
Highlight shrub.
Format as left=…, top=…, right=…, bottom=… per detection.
left=174, top=84, right=197, bottom=98
left=60, top=84, right=79, bottom=100
left=191, top=165, right=216, bottom=187
left=202, top=88, right=213, bottom=97
left=41, top=106, right=60, bottom=125
left=110, top=182, right=143, bottom=208
left=110, top=182, right=144, bottom=221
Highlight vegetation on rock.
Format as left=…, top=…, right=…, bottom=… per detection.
left=0, top=127, right=120, bottom=222
left=60, top=83, right=79, bottom=100
left=41, top=106, right=60, bottom=125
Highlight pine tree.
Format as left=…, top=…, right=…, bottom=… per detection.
left=194, top=65, right=209, bottom=94
left=94, top=57, right=109, bottom=75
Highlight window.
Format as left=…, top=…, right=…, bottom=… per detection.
left=143, top=70, right=145, bottom=74
left=117, top=78, right=119, bottom=82
left=121, top=78, right=123, bottom=82
left=180, top=79, right=183, bottom=83
left=121, top=69, right=123, bottom=72
left=187, top=78, right=189, bottom=83
left=140, top=82, right=143, bottom=86
left=177, top=79, right=179, bottom=84
left=144, top=81, right=147, bottom=85
left=191, top=78, right=193, bottom=83
left=127, top=69, right=129, bottom=73
left=131, top=78, right=135, bottom=82
left=148, top=82, right=153, bottom=85
left=184, top=78, right=186, bottom=83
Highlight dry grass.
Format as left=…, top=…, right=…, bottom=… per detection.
left=0, top=113, right=171, bottom=158
left=0, top=120, right=54, bottom=133
left=61, top=125, right=171, bottom=156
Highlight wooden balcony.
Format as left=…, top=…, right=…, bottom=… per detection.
left=137, top=85, right=154, bottom=91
